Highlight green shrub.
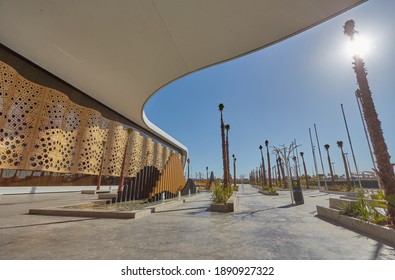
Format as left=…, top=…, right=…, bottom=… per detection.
left=327, top=184, right=349, bottom=192
left=212, top=185, right=233, bottom=204
left=340, top=188, right=388, bottom=225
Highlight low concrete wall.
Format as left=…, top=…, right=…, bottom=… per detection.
left=208, top=193, right=238, bottom=213
left=28, top=194, right=198, bottom=219
left=329, top=197, right=358, bottom=210
left=317, top=205, right=395, bottom=247
left=0, top=185, right=114, bottom=195
left=319, top=190, right=358, bottom=196
left=258, top=190, right=279, bottom=196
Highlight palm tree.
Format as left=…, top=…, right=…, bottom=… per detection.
left=258, top=145, right=267, bottom=185
left=118, top=128, right=133, bottom=195
left=300, top=152, right=309, bottom=189
left=276, top=157, right=282, bottom=187
left=337, top=141, right=351, bottom=190
left=344, top=20, right=395, bottom=225
left=96, top=140, right=107, bottom=191
left=225, top=124, right=231, bottom=187
left=265, top=140, right=272, bottom=187
left=324, top=144, right=335, bottom=187
left=218, top=103, right=228, bottom=187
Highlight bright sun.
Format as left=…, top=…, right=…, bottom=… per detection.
left=345, top=34, right=371, bottom=57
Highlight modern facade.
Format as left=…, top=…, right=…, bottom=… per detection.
left=0, top=1, right=364, bottom=199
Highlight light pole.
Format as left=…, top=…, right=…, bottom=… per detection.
left=341, top=103, right=362, bottom=187
left=314, top=124, right=327, bottom=189
left=331, top=162, right=336, bottom=178
left=324, top=144, right=335, bottom=187
left=344, top=153, right=355, bottom=187
left=344, top=20, right=395, bottom=224
left=232, top=154, right=237, bottom=190
left=187, top=158, right=190, bottom=179
left=309, top=128, right=320, bottom=189
left=259, top=145, right=267, bottom=185
left=300, top=152, right=309, bottom=189
left=265, top=140, right=272, bottom=187
left=355, top=90, right=381, bottom=189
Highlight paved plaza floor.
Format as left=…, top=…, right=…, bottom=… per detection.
left=0, top=184, right=394, bottom=259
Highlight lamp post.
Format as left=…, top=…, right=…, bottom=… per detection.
left=259, top=145, right=267, bottom=185
left=232, top=154, right=237, bottom=190
left=265, top=140, right=272, bottom=187
left=344, top=20, right=395, bottom=225
left=187, top=158, right=190, bottom=179
left=309, top=128, right=320, bottom=189
left=341, top=103, right=362, bottom=187
left=331, top=162, right=336, bottom=178
left=314, top=124, right=327, bottom=189
left=324, top=144, right=335, bottom=187
left=300, top=152, right=309, bottom=189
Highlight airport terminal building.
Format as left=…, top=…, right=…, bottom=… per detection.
left=0, top=1, right=363, bottom=198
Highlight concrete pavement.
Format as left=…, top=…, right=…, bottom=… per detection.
left=0, top=184, right=394, bottom=259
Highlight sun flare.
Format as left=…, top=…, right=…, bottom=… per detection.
left=345, top=35, right=371, bottom=57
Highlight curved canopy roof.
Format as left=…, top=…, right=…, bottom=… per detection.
left=0, top=0, right=364, bottom=156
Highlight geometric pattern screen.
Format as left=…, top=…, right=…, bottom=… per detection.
left=0, top=61, right=184, bottom=183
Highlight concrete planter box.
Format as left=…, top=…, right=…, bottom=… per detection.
left=329, top=197, right=358, bottom=210
left=29, top=207, right=151, bottom=219
left=258, top=190, right=279, bottom=196
left=208, top=194, right=238, bottom=213
left=148, top=199, right=186, bottom=213
left=29, top=194, right=197, bottom=219
left=317, top=205, right=395, bottom=247
left=98, top=193, right=118, bottom=203
left=81, top=190, right=111, bottom=194
left=319, top=190, right=358, bottom=196
left=329, top=197, right=387, bottom=210
left=28, top=199, right=153, bottom=219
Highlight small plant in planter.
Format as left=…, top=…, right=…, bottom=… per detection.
left=327, top=184, right=351, bottom=192
left=259, top=185, right=278, bottom=195
left=340, top=188, right=388, bottom=226
left=268, top=186, right=277, bottom=193
left=212, top=184, right=233, bottom=204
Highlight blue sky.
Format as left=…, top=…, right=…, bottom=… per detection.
left=145, top=0, right=395, bottom=180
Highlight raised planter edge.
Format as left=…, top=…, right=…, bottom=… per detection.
left=316, top=205, right=395, bottom=247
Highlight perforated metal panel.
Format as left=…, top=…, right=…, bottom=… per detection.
left=0, top=61, right=182, bottom=183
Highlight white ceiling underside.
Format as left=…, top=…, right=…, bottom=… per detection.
left=0, top=0, right=364, bottom=154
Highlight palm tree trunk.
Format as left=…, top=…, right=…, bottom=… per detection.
left=276, top=158, right=282, bottom=187
left=354, top=56, right=395, bottom=225
left=278, top=157, right=287, bottom=188
left=260, top=149, right=267, bottom=186
left=220, top=112, right=227, bottom=187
